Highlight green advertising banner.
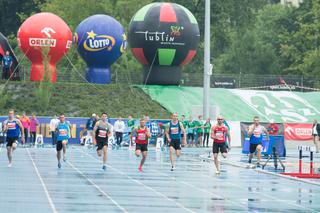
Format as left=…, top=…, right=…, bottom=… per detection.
left=139, top=85, right=320, bottom=123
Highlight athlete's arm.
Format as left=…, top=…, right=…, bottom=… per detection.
left=226, top=128, right=231, bottom=147
left=16, top=120, right=25, bottom=143
left=3, top=120, right=8, bottom=132
left=107, top=124, right=112, bottom=138
left=54, top=123, right=58, bottom=133
left=263, top=126, right=270, bottom=141
left=247, top=125, right=254, bottom=136
left=92, top=121, right=99, bottom=145
left=180, top=122, right=186, bottom=144
left=165, top=123, right=171, bottom=142
left=211, top=126, right=216, bottom=139
left=146, top=129, right=151, bottom=139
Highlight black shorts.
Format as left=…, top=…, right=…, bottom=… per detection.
left=187, top=133, right=194, bottom=140
left=96, top=139, right=108, bottom=151
left=170, top=139, right=181, bottom=150
left=56, top=140, right=67, bottom=151
left=136, top=143, right=148, bottom=152
left=212, top=142, right=227, bottom=154
left=6, top=137, right=18, bottom=147
left=250, top=143, right=262, bottom=154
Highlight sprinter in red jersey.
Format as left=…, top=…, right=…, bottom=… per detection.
left=131, top=118, right=151, bottom=172
left=211, top=116, right=231, bottom=174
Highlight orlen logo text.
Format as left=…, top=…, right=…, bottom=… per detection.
left=29, top=38, right=56, bottom=47
left=295, top=128, right=312, bottom=136
left=83, top=30, right=115, bottom=52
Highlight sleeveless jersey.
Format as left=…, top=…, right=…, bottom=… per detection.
left=249, top=125, right=265, bottom=144
left=135, top=127, right=148, bottom=144
left=211, top=125, right=227, bottom=143
left=169, top=121, right=181, bottom=140
left=57, top=122, right=69, bottom=141
left=6, top=119, right=20, bottom=138
left=95, top=121, right=109, bottom=141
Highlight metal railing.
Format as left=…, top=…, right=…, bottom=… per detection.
left=12, top=66, right=320, bottom=91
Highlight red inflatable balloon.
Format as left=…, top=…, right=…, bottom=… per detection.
left=17, top=12, right=72, bottom=82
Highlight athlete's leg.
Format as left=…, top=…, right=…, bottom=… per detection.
left=57, top=150, right=61, bottom=168
left=97, top=149, right=102, bottom=157
left=102, top=145, right=108, bottom=165
left=313, top=135, right=319, bottom=153
left=213, top=153, right=220, bottom=172
left=256, top=144, right=263, bottom=164
left=135, top=149, right=141, bottom=157
left=62, top=140, right=67, bottom=161
left=140, top=151, right=147, bottom=168
left=7, top=146, right=12, bottom=165
left=170, top=146, right=175, bottom=169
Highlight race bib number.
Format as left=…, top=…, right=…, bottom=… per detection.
left=98, top=130, right=107, bottom=138
left=59, top=129, right=67, bottom=136
left=171, top=127, right=179, bottom=134
left=216, top=131, right=224, bottom=140
left=253, top=129, right=262, bottom=137
left=137, top=133, right=146, bottom=140
left=7, top=122, right=16, bottom=130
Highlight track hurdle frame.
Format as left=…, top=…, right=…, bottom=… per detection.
left=281, top=145, right=320, bottom=179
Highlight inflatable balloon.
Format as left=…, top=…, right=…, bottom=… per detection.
left=129, top=3, right=200, bottom=85
left=0, top=32, right=21, bottom=80
left=75, top=14, right=127, bottom=84
left=17, top=12, right=72, bottom=82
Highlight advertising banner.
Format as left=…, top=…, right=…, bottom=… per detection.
left=284, top=123, right=313, bottom=141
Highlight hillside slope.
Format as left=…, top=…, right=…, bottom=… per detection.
left=0, top=81, right=170, bottom=118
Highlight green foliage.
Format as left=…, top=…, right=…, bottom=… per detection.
left=0, top=81, right=171, bottom=118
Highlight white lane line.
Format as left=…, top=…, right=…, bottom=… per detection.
left=198, top=155, right=319, bottom=213
left=26, top=148, right=57, bottom=213
left=149, top=168, right=249, bottom=210
left=75, top=147, right=195, bottom=213
left=66, top=161, right=128, bottom=213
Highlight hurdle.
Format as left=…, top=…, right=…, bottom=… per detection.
left=281, top=146, right=320, bottom=179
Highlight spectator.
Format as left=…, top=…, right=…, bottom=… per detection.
left=86, top=113, right=96, bottom=137
left=312, top=119, right=320, bottom=153
left=19, top=112, right=30, bottom=145
left=114, top=117, right=125, bottom=146
left=50, top=115, right=59, bottom=146
left=144, top=115, right=151, bottom=130
left=150, top=119, right=161, bottom=144
left=127, top=115, right=135, bottom=145
left=194, top=115, right=204, bottom=147
left=181, top=115, right=188, bottom=146
left=187, top=116, right=195, bottom=147
left=203, top=118, right=211, bottom=147
left=2, top=51, right=13, bottom=80
left=30, top=113, right=39, bottom=145
left=267, top=119, right=279, bottom=135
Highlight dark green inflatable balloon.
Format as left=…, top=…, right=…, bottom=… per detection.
left=129, top=2, right=200, bottom=85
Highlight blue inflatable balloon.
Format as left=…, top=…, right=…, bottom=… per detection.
left=75, top=15, right=126, bottom=84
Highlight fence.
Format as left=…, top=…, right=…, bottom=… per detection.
left=13, top=66, right=320, bottom=91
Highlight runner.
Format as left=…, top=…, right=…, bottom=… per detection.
left=92, top=112, right=112, bottom=171
left=130, top=118, right=151, bottom=172
left=55, top=113, right=70, bottom=169
left=3, top=109, right=24, bottom=167
left=247, top=116, right=269, bottom=168
left=166, top=112, right=186, bottom=171
left=211, top=116, right=230, bottom=174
